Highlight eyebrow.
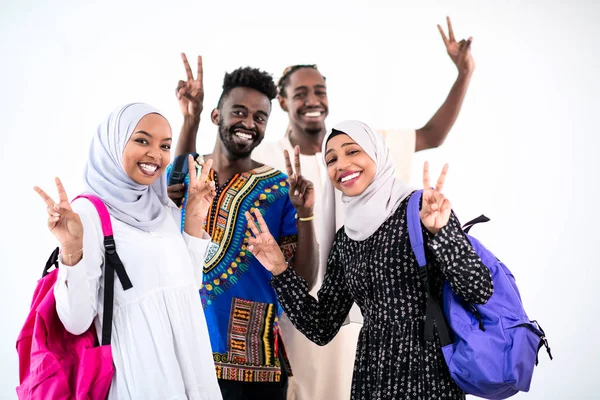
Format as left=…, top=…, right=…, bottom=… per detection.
left=293, top=84, right=327, bottom=93
left=232, top=104, right=269, bottom=118
left=325, top=142, right=357, bottom=155
left=133, top=130, right=172, bottom=141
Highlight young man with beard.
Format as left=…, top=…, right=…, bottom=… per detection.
left=168, top=54, right=318, bottom=400
left=250, top=17, right=477, bottom=400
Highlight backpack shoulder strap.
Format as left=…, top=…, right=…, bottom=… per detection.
left=72, top=194, right=133, bottom=345
left=73, top=194, right=113, bottom=237
left=405, top=189, right=452, bottom=346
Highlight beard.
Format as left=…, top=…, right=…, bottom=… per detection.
left=218, top=120, right=264, bottom=160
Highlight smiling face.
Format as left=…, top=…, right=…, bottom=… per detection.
left=325, top=133, right=376, bottom=197
left=278, top=67, right=328, bottom=135
left=212, top=86, right=271, bottom=159
left=121, top=113, right=172, bottom=185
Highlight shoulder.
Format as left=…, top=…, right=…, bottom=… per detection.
left=252, top=140, right=286, bottom=162
left=70, top=196, right=105, bottom=236
left=249, top=164, right=290, bottom=182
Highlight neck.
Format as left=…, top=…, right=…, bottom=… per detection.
left=288, top=122, right=326, bottom=155
left=208, top=141, right=258, bottom=183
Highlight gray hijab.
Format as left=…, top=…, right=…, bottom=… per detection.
left=321, top=120, right=414, bottom=242
left=83, top=103, right=173, bottom=231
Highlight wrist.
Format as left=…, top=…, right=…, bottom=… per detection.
left=457, top=68, right=474, bottom=80
left=184, top=217, right=206, bottom=234
left=272, top=262, right=288, bottom=276
left=183, top=113, right=201, bottom=124
left=296, top=208, right=314, bottom=219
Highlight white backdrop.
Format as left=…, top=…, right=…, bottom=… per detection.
left=1, top=0, right=598, bottom=398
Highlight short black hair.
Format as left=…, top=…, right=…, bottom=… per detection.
left=217, top=67, right=277, bottom=108
left=277, top=64, right=326, bottom=98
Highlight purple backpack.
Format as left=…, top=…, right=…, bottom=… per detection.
left=407, top=190, right=552, bottom=399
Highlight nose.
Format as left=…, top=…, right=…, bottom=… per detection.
left=146, top=147, right=161, bottom=161
left=336, top=155, right=351, bottom=172
left=241, top=115, right=256, bottom=130
left=305, top=91, right=319, bottom=107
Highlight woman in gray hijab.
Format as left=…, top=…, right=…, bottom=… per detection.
left=34, top=103, right=222, bottom=399
left=245, top=120, right=493, bottom=399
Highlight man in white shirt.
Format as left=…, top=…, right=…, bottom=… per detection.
left=251, top=17, right=476, bottom=400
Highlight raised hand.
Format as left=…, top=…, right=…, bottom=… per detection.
left=284, top=146, right=315, bottom=218
left=438, top=16, right=475, bottom=74
left=245, top=209, right=288, bottom=275
left=34, top=178, right=84, bottom=265
left=176, top=53, right=204, bottom=118
left=185, top=156, right=216, bottom=225
left=420, top=162, right=452, bottom=235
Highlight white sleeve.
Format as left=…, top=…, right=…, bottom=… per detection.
left=53, top=199, right=105, bottom=335
left=377, top=128, right=417, bottom=184
left=182, top=231, right=211, bottom=287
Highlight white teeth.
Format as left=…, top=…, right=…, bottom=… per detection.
left=341, top=172, right=360, bottom=183
left=304, top=111, right=322, bottom=117
left=140, top=163, right=158, bottom=172
left=235, top=132, right=253, bottom=140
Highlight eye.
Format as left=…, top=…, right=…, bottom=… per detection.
left=135, top=138, right=149, bottom=145
left=161, top=144, right=171, bottom=150
left=293, top=93, right=305, bottom=100
left=348, top=150, right=359, bottom=155
left=255, top=115, right=266, bottom=123
left=232, top=110, right=245, bottom=117
left=326, top=157, right=337, bottom=166
left=316, top=90, right=327, bottom=96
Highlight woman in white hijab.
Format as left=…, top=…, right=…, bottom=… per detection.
left=245, top=120, right=494, bottom=399
left=34, top=103, right=223, bottom=399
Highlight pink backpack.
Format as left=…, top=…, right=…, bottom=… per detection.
left=16, top=195, right=133, bottom=399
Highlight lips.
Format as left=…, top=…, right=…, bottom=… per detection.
left=338, top=170, right=362, bottom=186
left=300, top=108, right=326, bottom=120
left=233, top=128, right=256, bottom=142
left=138, top=162, right=160, bottom=177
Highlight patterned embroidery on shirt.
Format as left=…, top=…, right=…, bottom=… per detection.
left=213, top=298, right=287, bottom=382
left=199, top=166, right=290, bottom=307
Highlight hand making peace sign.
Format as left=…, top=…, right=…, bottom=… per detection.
left=176, top=53, right=204, bottom=118
left=245, top=209, right=288, bottom=275
left=185, top=156, right=216, bottom=223
left=284, top=146, right=315, bottom=219
left=34, top=178, right=83, bottom=247
left=438, top=17, right=475, bottom=74
left=420, top=162, right=452, bottom=235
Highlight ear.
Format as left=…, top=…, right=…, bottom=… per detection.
left=211, top=108, right=220, bottom=126
left=277, top=95, right=288, bottom=112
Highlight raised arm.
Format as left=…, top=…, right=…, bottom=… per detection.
left=283, top=146, right=319, bottom=289
left=415, top=17, right=475, bottom=152
left=175, top=53, right=204, bottom=157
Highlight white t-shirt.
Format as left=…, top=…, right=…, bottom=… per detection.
left=251, top=128, right=416, bottom=400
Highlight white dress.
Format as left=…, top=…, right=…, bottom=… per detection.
left=54, top=198, right=223, bottom=400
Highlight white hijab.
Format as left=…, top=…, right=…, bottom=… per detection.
left=320, top=120, right=414, bottom=244
left=83, top=103, right=174, bottom=231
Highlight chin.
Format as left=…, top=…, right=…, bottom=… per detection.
left=131, top=173, right=161, bottom=186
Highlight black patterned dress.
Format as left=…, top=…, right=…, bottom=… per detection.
left=271, top=197, right=494, bottom=400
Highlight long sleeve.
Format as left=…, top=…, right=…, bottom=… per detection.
left=271, top=237, right=354, bottom=346
left=54, top=199, right=105, bottom=335
left=425, top=212, right=494, bottom=304
left=182, top=231, right=211, bottom=287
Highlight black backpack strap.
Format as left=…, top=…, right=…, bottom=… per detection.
left=42, top=247, right=60, bottom=277
left=462, top=214, right=490, bottom=234
left=418, top=268, right=453, bottom=347
left=168, top=152, right=199, bottom=186
left=101, top=235, right=133, bottom=346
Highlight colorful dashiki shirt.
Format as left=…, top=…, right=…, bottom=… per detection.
left=167, top=156, right=298, bottom=383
